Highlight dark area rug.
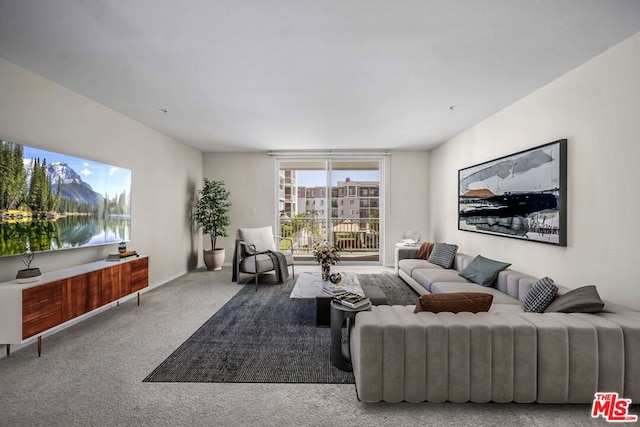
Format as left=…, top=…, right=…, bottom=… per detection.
left=143, top=273, right=419, bottom=384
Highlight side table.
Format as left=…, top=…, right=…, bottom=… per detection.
left=330, top=300, right=371, bottom=372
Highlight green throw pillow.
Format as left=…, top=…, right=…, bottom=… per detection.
left=458, top=255, right=511, bottom=286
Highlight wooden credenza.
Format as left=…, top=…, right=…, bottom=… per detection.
left=0, top=256, right=148, bottom=357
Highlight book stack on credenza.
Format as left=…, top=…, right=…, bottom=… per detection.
left=106, top=250, right=139, bottom=262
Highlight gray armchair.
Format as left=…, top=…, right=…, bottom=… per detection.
left=232, top=226, right=294, bottom=290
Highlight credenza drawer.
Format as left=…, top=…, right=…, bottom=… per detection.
left=130, top=257, right=149, bottom=292
left=22, top=298, right=62, bottom=323
left=22, top=310, right=63, bottom=339
left=22, top=281, right=63, bottom=339
left=22, top=281, right=62, bottom=308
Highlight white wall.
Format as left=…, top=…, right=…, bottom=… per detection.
left=384, top=151, right=431, bottom=265
left=429, top=31, right=640, bottom=309
left=203, top=152, right=276, bottom=260
left=0, top=58, right=203, bottom=285
left=203, top=151, right=431, bottom=266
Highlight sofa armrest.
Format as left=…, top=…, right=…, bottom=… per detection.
left=395, top=245, right=421, bottom=275
left=397, top=246, right=420, bottom=261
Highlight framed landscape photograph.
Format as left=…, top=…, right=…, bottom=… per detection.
left=458, top=139, right=567, bottom=246
left=0, top=139, right=132, bottom=257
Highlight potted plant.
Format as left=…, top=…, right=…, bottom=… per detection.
left=193, top=178, right=231, bottom=271
left=16, top=250, right=42, bottom=283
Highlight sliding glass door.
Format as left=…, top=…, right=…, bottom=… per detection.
left=277, top=158, right=382, bottom=263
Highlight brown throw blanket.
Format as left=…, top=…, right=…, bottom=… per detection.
left=415, top=242, right=434, bottom=259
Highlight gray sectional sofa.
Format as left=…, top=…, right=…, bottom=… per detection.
left=350, top=248, right=640, bottom=403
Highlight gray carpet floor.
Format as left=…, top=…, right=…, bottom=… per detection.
left=144, top=273, right=418, bottom=383
left=0, top=265, right=613, bottom=426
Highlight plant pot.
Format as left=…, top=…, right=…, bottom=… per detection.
left=203, top=248, right=225, bottom=271
left=16, top=267, right=42, bottom=283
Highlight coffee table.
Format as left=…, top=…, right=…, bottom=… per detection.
left=290, top=271, right=363, bottom=298
left=290, top=272, right=364, bottom=326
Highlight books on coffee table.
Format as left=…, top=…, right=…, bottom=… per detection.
left=322, top=286, right=348, bottom=297
left=333, top=292, right=371, bottom=309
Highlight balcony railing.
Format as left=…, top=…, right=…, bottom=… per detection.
left=279, top=217, right=380, bottom=261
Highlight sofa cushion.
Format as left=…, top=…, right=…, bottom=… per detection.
left=452, top=253, right=475, bottom=271
left=545, top=285, right=604, bottom=313
left=523, top=277, right=558, bottom=313
left=414, top=292, right=493, bottom=313
left=412, top=269, right=470, bottom=292
left=398, top=258, right=442, bottom=277
left=496, top=271, right=539, bottom=301
left=488, top=304, right=525, bottom=314
left=431, top=282, right=522, bottom=305
left=427, top=243, right=459, bottom=269
left=602, top=300, right=638, bottom=314
left=458, top=255, right=511, bottom=286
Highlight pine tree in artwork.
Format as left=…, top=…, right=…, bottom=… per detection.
left=0, top=141, right=27, bottom=211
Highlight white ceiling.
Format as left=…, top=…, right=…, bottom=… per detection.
left=1, top=1, right=640, bottom=152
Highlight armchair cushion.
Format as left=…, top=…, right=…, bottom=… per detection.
left=238, top=226, right=277, bottom=253
left=239, top=252, right=294, bottom=274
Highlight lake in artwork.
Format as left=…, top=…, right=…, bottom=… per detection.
left=0, top=139, right=131, bottom=256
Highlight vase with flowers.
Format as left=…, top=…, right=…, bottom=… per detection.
left=312, top=242, right=340, bottom=280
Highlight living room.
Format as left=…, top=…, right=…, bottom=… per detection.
left=1, top=1, right=640, bottom=425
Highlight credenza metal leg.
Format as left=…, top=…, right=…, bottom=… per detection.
left=37, top=336, right=42, bottom=357
left=137, top=292, right=140, bottom=306
left=5, top=344, right=9, bottom=357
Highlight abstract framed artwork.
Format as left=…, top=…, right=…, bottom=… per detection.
left=458, top=139, right=567, bottom=246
